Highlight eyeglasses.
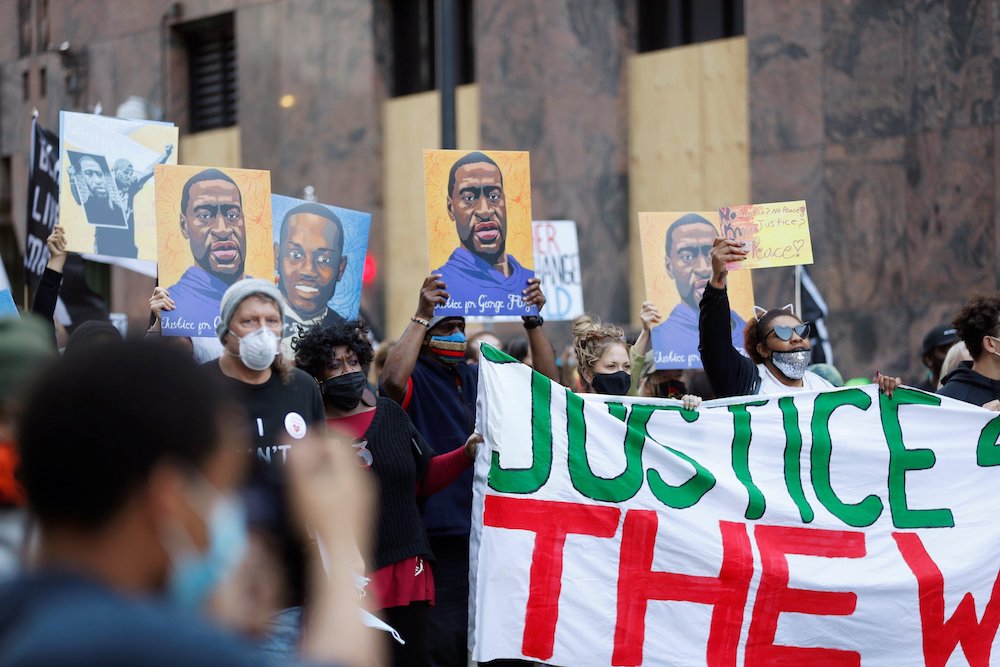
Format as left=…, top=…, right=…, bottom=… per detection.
left=766, top=323, right=810, bottom=342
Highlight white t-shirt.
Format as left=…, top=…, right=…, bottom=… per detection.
left=756, top=363, right=834, bottom=395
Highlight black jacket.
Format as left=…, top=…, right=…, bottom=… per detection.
left=938, top=361, right=1000, bottom=406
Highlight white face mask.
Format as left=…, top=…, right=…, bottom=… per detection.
left=233, top=327, right=278, bottom=371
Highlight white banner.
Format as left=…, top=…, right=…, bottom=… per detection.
left=470, top=346, right=1000, bottom=666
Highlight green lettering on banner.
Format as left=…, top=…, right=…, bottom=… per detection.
left=728, top=401, right=769, bottom=520
left=778, top=397, right=814, bottom=523
left=486, top=365, right=553, bottom=495
left=810, top=389, right=883, bottom=527
left=566, top=392, right=644, bottom=502
left=880, top=388, right=953, bottom=529
left=638, top=405, right=717, bottom=510
left=976, top=415, right=1000, bottom=467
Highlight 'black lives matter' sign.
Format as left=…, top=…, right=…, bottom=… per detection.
left=24, top=117, right=60, bottom=289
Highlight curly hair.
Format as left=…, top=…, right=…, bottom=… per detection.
left=292, top=320, right=375, bottom=379
left=953, top=294, right=1000, bottom=359
left=743, top=308, right=805, bottom=364
left=572, top=314, right=627, bottom=373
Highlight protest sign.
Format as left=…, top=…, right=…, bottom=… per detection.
left=471, top=346, right=1000, bottom=665
left=639, top=211, right=754, bottom=369
left=24, top=117, right=60, bottom=289
left=271, top=194, right=371, bottom=346
left=58, top=111, right=177, bottom=262
left=719, top=200, right=813, bottom=271
left=155, top=165, right=273, bottom=337
left=531, top=221, right=583, bottom=321
left=0, top=290, right=18, bottom=319
left=424, top=149, right=536, bottom=317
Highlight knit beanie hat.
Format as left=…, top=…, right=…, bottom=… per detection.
left=217, top=278, right=285, bottom=342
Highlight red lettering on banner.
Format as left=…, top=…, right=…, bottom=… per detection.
left=893, top=532, right=1000, bottom=667
left=482, top=495, right=621, bottom=661
left=612, top=512, right=753, bottom=666
left=745, top=525, right=865, bottom=666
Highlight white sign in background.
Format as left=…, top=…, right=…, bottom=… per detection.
left=470, top=349, right=1000, bottom=666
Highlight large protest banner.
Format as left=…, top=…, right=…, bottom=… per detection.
left=471, top=346, right=1000, bottom=666
left=24, top=117, right=60, bottom=289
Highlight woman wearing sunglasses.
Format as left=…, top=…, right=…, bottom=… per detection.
left=293, top=320, right=479, bottom=666
left=699, top=238, right=900, bottom=398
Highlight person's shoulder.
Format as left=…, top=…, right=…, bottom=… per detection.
left=287, top=365, right=320, bottom=390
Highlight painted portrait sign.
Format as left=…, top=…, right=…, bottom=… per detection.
left=424, top=149, right=536, bottom=317
left=58, top=111, right=177, bottom=261
left=271, top=194, right=371, bottom=348
left=639, top=211, right=755, bottom=370
left=155, top=165, right=273, bottom=337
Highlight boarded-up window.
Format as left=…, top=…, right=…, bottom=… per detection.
left=181, top=14, right=238, bottom=132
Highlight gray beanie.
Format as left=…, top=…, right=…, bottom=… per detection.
left=217, top=278, right=285, bottom=342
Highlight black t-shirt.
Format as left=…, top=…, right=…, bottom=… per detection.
left=205, top=362, right=326, bottom=471
left=0, top=570, right=336, bottom=667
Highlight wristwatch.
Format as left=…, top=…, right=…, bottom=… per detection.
left=522, top=315, right=544, bottom=329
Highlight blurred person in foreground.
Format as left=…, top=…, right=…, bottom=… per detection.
left=0, top=317, right=56, bottom=579
left=938, top=294, right=1000, bottom=408
left=0, top=342, right=374, bottom=666
left=295, top=320, right=480, bottom=666
left=700, top=238, right=900, bottom=398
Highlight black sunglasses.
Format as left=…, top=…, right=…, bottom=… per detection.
left=766, top=322, right=810, bottom=342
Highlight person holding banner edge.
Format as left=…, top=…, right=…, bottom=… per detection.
left=700, top=238, right=900, bottom=398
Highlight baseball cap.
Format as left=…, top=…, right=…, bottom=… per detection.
left=922, top=324, right=959, bottom=356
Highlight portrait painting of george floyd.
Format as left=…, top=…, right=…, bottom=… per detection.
left=424, top=149, right=536, bottom=317
left=639, top=211, right=755, bottom=370
left=271, top=194, right=371, bottom=349
left=155, top=165, right=273, bottom=337
left=59, top=111, right=177, bottom=261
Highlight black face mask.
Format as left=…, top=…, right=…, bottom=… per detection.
left=320, top=371, right=368, bottom=410
left=590, top=370, right=631, bottom=396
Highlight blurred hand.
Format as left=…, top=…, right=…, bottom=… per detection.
left=522, top=277, right=546, bottom=311
left=464, top=432, right=483, bottom=461
left=149, top=286, right=175, bottom=323
left=46, top=226, right=68, bottom=273
left=416, top=274, right=448, bottom=320
left=874, top=371, right=902, bottom=399
left=640, top=301, right=662, bottom=333
left=709, top=238, right=748, bottom=288
left=681, top=394, right=702, bottom=411
left=983, top=400, right=1000, bottom=411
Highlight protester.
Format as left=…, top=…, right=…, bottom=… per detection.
left=917, top=324, right=959, bottom=390
left=0, top=317, right=56, bottom=579
left=295, top=320, right=480, bottom=666
left=204, top=279, right=326, bottom=477
left=938, top=294, right=1000, bottom=407
left=628, top=300, right=661, bottom=395
left=700, top=238, right=900, bottom=398
left=370, top=340, right=395, bottom=387
left=504, top=337, right=530, bottom=366
left=937, top=342, right=971, bottom=390
left=465, top=330, right=502, bottom=365
left=379, top=273, right=553, bottom=667
left=0, top=342, right=373, bottom=666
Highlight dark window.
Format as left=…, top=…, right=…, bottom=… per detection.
left=638, top=0, right=743, bottom=53
left=18, top=0, right=31, bottom=57
left=39, top=66, right=46, bottom=97
left=36, top=0, right=49, bottom=51
left=179, top=13, right=237, bottom=132
left=390, top=0, right=474, bottom=97
left=22, top=70, right=30, bottom=102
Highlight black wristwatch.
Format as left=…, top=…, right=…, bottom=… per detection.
left=522, top=315, right=544, bottom=329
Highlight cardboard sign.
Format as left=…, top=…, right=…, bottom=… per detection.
left=58, top=111, right=177, bottom=262
left=155, top=165, right=273, bottom=337
left=719, top=200, right=813, bottom=270
left=0, top=290, right=18, bottom=319
left=531, top=221, right=583, bottom=321
left=24, top=118, right=60, bottom=289
left=271, top=194, right=372, bottom=345
left=424, top=149, right=536, bottom=317
left=471, top=348, right=1000, bottom=666
left=639, top=211, right=754, bottom=369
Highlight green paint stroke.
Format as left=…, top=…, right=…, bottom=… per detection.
left=728, top=401, right=768, bottom=520
left=778, top=397, right=814, bottom=523
left=487, top=369, right=553, bottom=494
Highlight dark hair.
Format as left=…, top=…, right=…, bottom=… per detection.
left=447, top=151, right=503, bottom=197
left=505, top=337, right=529, bottom=363
left=665, top=213, right=715, bottom=257
left=743, top=308, right=804, bottom=364
left=279, top=202, right=345, bottom=258
left=180, top=168, right=241, bottom=216
left=17, top=342, right=240, bottom=529
left=953, top=294, right=1000, bottom=359
left=292, top=320, right=375, bottom=379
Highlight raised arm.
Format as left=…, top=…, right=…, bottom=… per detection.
left=31, top=226, right=67, bottom=336
left=699, top=238, right=758, bottom=398
left=380, top=274, right=448, bottom=402
left=135, top=143, right=173, bottom=190
left=521, top=277, right=559, bottom=382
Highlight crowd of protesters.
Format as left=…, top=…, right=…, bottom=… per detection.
left=0, top=225, right=997, bottom=667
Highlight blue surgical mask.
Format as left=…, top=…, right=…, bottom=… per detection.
left=164, top=491, right=248, bottom=611
left=428, top=332, right=467, bottom=365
